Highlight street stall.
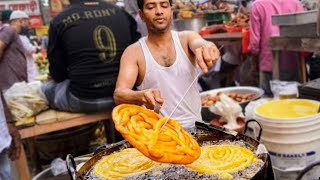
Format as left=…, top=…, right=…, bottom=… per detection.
left=65, top=104, right=274, bottom=180
left=2, top=1, right=320, bottom=180
left=269, top=10, right=320, bottom=83
left=15, top=111, right=110, bottom=180
left=172, top=1, right=206, bottom=32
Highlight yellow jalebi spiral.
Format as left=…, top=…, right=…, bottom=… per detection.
left=93, top=148, right=162, bottom=179
left=112, top=104, right=201, bottom=164
left=186, top=145, right=258, bottom=179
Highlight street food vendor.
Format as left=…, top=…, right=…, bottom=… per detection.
left=114, top=0, right=220, bottom=131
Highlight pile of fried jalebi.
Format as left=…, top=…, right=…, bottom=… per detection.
left=112, top=104, right=201, bottom=164
left=93, top=148, right=162, bottom=179
left=187, top=145, right=258, bottom=179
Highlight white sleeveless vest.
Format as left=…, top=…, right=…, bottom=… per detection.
left=137, top=31, right=201, bottom=129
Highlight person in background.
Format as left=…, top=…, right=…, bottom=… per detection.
left=41, top=36, right=49, bottom=51
left=0, top=10, right=27, bottom=90
left=10, top=11, right=39, bottom=82
left=124, top=0, right=140, bottom=17
left=249, top=0, right=304, bottom=96
left=302, top=0, right=318, bottom=10
left=114, top=0, right=220, bottom=131
left=44, top=0, right=140, bottom=113
left=0, top=88, right=21, bottom=179
left=124, top=0, right=148, bottom=36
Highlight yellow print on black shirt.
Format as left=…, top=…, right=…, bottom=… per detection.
left=62, top=8, right=116, bottom=27
left=93, top=25, right=116, bottom=63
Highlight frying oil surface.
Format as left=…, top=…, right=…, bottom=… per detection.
left=93, top=145, right=258, bottom=179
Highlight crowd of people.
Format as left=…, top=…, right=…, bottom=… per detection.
left=0, top=0, right=315, bottom=179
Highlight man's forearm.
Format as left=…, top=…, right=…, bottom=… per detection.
left=114, top=88, right=145, bottom=106
left=190, top=38, right=215, bottom=54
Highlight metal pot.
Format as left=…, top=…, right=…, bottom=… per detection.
left=33, top=157, right=90, bottom=180
left=173, top=18, right=207, bottom=32
left=67, top=121, right=274, bottom=180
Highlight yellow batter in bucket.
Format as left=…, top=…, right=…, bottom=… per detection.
left=255, top=99, right=319, bottom=119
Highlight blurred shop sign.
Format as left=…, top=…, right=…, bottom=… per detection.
left=35, top=26, right=49, bottom=36
left=30, top=16, right=44, bottom=28
left=50, top=0, right=70, bottom=17
left=0, top=0, right=41, bottom=16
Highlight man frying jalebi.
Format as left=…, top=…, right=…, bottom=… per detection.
left=114, top=0, right=220, bottom=132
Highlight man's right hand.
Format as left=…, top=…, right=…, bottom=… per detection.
left=141, top=89, right=164, bottom=110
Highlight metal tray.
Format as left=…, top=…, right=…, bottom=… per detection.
left=272, top=10, right=317, bottom=26
left=200, top=86, right=264, bottom=121
left=279, top=23, right=317, bottom=37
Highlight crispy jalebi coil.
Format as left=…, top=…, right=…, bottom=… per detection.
left=112, top=104, right=201, bottom=164
left=93, top=148, right=162, bottom=179
left=186, top=145, right=258, bottom=179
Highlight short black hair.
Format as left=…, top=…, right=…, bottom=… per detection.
left=137, top=0, right=173, bottom=11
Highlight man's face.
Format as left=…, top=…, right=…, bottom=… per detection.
left=10, top=19, right=22, bottom=33
left=140, top=0, right=172, bottom=34
left=21, top=18, right=30, bottom=27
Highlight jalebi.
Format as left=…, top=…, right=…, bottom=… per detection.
left=93, top=148, right=162, bottom=179
left=187, top=145, right=258, bottom=179
left=112, top=104, right=201, bottom=164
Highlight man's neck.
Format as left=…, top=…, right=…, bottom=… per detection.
left=147, top=30, right=172, bottom=47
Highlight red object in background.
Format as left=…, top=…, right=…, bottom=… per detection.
left=226, top=26, right=243, bottom=33
left=50, top=0, right=70, bottom=17
left=50, top=0, right=63, bottom=17
left=299, top=51, right=312, bottom=57
left=29, top=16, right=43, bottom=28
left=199, top=24, right=227, bottom=37
left=199, top=28, right=210, bottom=36
left=242, top=28, right=250, bottom=54
left=41, top=48, right=47, bottom=57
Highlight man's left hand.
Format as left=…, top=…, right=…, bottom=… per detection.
left=7, top=123, right=21, bottom=161
left=195, top=45, right=220, bottom=73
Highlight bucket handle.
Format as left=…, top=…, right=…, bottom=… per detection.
left=66, top=154, right=77, bottom=180
left=296, top=161, right=320, bottom=180
left=244, top=119, right=263, bottom=141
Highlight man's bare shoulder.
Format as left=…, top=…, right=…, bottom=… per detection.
left=124, top=41, right=142, bottom=55
left=122, top=41, right=143, bottom=60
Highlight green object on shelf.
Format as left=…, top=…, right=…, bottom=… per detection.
left=204, top=12, right=230, bottom=24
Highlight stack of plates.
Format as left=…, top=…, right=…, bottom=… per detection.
left=299, top=78, right=320, bottom=100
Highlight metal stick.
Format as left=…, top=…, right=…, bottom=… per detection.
left=159, top=71, right=202, bottom=132
left=159, top=45, right=224, bottom=132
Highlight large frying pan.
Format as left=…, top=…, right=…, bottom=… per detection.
left=66, top=120, right=274, bottom=180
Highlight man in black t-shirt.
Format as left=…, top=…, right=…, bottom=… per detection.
left=43, top=0, right=140, bottom=113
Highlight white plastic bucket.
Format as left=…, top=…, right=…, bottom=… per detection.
left=253, top=99, right=320, bottom=180
left=273, top=166, right=320, bottom=180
